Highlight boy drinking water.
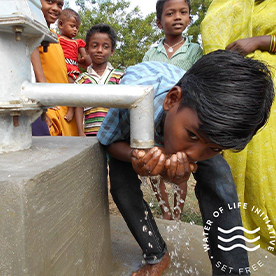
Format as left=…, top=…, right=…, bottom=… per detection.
left=143, top=0, right=202, bottom=220
left=75, top=24, right=124, bottom=136
left=97, top=51, right=274, bottom=275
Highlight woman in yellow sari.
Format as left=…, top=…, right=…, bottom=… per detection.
left=201, top=0, right=276, bottom=254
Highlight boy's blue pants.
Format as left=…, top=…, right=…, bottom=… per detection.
left=109, top=154, right=250, bottom=275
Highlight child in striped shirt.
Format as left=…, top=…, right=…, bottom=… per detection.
left=75, top=23, right=124, bottom=136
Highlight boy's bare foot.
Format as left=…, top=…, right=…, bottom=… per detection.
left=132, top=251, right=171, bottom=276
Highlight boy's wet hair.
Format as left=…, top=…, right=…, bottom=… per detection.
left=176, top=50, right=274, bottom=150
left=156, top=0, right=191, bottom=20
left=58, top=8, right=80, bottom=24
left=85, top=23, right=117, bottom=50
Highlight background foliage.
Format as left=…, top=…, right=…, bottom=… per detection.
left=64, top=0, right=212, bottom=70
left=188, top=0, right=212, bottom=43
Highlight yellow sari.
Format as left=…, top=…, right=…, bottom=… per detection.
left=39, top=32, right=78, bottom=136
left=201, top=0, right=276, bottom=254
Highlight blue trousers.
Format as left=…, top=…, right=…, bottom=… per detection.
left=32, top=117, right=50, bottom=136
left=109, top=154, right=250, bottom=275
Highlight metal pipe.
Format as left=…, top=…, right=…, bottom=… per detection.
left=22, top=81, right=155, bottom=149
left=0, top=2, right=155, bottom=153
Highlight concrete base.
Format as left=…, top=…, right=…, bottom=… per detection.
left=110, top=215, right=276, bottom=276
left=0, top=137, right=111, bottom=276
left=1, top=136, right=275, bottom=276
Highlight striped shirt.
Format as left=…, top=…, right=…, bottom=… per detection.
left=143, top=36, right=202, bottom=71
left=97, top=61, right=185, bottom=146
left=75, top=63, right=124, bottom=135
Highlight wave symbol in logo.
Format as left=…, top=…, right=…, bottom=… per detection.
left=218, top=226, right=260, bottom=252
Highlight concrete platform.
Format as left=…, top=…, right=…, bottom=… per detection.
left=1, top=136, right=274, bottom=276
left=110, top=215, right=276, bottom=276
left=0, top=137, right=111, bottom=276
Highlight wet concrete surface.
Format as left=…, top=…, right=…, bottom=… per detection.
left=110, top=215, right=275, bottom=276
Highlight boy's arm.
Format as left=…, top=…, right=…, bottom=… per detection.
left=31, top=48, right=47, bottom=83
left=106, top=141, right=133, bottom=162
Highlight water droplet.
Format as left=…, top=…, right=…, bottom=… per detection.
left=144, top=210, right=148, bottom=220
left=139, top=173, right=201, bottom=274
left=142, top=225, right=148, bottom=232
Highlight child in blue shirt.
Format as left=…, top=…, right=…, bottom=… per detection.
left=98, top=51, right=274, bottom=276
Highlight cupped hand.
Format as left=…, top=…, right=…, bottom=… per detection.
left=161, top=152, right=198, bottom=185
left=131, top=147, right=166, bottom=176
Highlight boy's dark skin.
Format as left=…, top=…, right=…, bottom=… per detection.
left=107, top=87, right=219, bottom=179
left=101, top=51, right=274, bottom=276
left=106, top=84, right=224, bottom=276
